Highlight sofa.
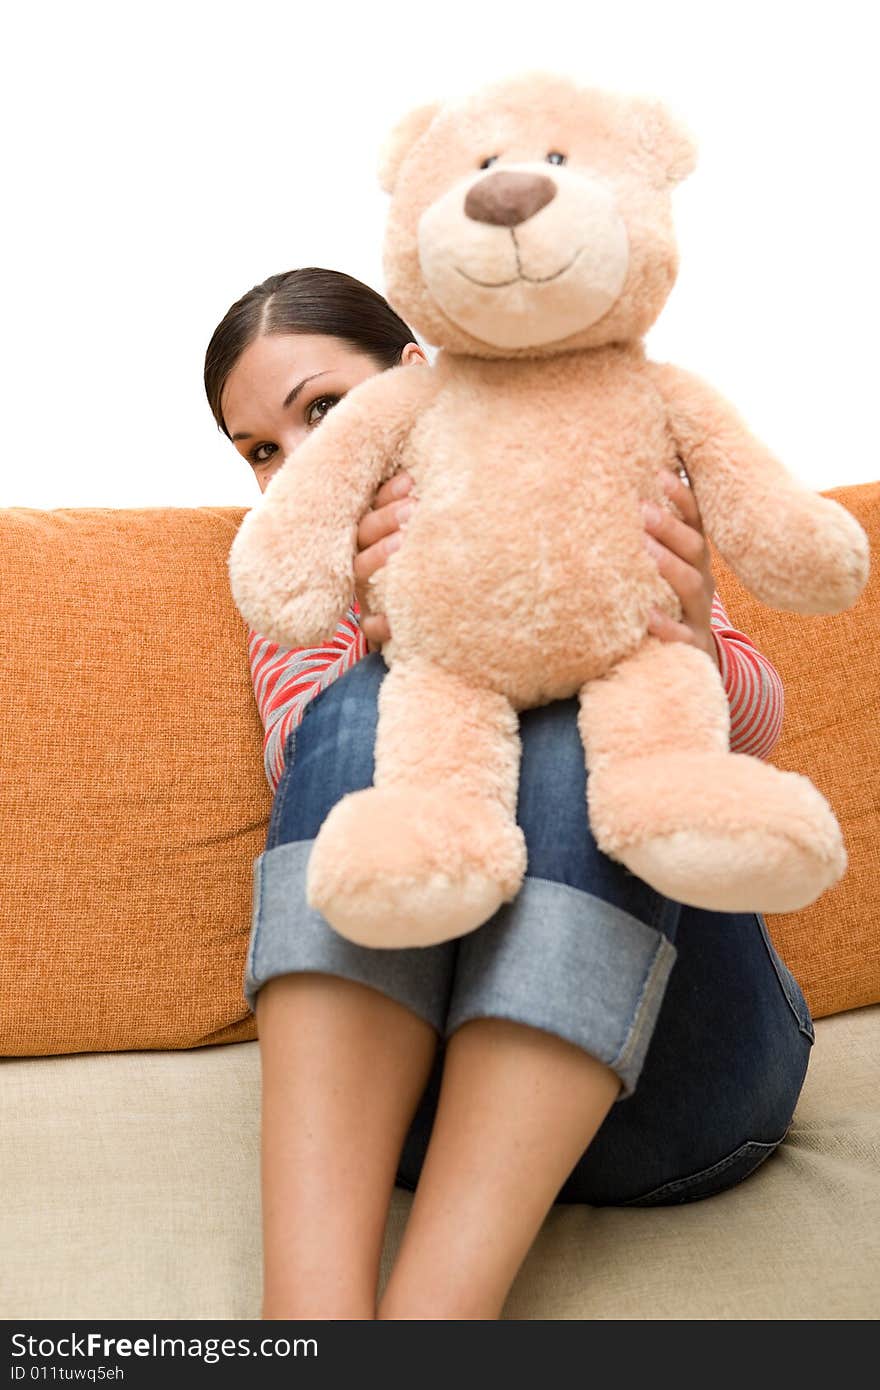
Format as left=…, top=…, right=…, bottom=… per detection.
left=1, top=484, right=878, bottom=1321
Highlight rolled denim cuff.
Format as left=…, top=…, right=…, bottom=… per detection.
left=446, top=876, right=678, bottom=1098
left=243, top=840, right=454, bottom=1031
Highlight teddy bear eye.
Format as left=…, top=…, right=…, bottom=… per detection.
left=546, top=151, right=566, bottom=166
left=479, top=155, right=499, bottom=170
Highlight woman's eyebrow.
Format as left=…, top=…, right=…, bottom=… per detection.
left=283, top=371, right=331, bottom=408
left=230, top=372, right=333, bottom=441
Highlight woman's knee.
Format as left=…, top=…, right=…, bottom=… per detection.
left=556, top=909, right=814, bottom=1206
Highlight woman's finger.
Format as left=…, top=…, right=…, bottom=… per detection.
left=646, top=607, right=698, bottom=646
left=647, top=605, right=720, bottom=669
left=353, top=472, right=414, bottom=651
left=354, top=569, right=392, bottom=649
left=371, top=470, right=414, bottom=511
left=357, top=495, right=416, bottom=552
left=643, top=532, right=705, bottom=605
left=642, top=499, right=706, bottom=569
left=353, top=530, right=404, bottom=585
left=660, top=469, right=703, bottom=532
left=359, top=611, right=391, bottom=648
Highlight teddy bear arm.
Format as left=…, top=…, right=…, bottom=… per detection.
left=228, top=365, right=437, bottom=646
left=649, top=362, right=869, bottom=613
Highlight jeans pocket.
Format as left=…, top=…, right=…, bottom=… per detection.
left=623, top=1135, right=786, bottom=1206
left=755, top=913, right=815, bottom=1043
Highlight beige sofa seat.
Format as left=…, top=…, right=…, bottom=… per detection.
left=1, top=1005, right=877, bottom=1321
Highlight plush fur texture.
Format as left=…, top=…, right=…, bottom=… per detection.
left=228, top=73, right=870, bottom=946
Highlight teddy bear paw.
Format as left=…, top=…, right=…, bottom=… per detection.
left=305, top=785, right=527, bottom=947
left=590, top=752, right=847, bottom=913
left=619, top=824, right=846, bottom=913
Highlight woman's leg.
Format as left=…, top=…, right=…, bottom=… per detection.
left=556, top=902, right=814, bottom=1205
left=378, top=1019, right=619, bottom=1320
left=246, top=654, right=454, bottom=1318
left=383, top=696, right=680, bottom=1317
left=386, top=698, right=813, bottom=1314
left=394, top=700, right=811, bottom=1212
left=258, top=973, right=437, bottom=1319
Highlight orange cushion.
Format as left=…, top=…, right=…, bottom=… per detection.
left=711, top=483, right=879, bottom=1019
left=0, top=507, right=270, bottom=1054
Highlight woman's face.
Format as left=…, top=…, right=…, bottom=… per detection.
left=221, top=331, right=426, bottom=493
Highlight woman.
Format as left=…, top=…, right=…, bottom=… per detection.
left=205, top=267, right=813, bottom=1320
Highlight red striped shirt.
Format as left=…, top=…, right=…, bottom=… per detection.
left=248, top=593, right=784, bottom=793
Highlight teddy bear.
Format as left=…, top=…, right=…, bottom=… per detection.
left=228, top=72, right=870, bottom=949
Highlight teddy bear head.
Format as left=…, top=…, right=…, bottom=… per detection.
left=379, top=72, right=697, bottom=357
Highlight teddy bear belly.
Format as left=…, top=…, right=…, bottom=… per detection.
left=380, top=527, right=664, bottom=708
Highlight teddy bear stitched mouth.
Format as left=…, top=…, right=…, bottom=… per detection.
left=454, top=243, right=586, bottom=289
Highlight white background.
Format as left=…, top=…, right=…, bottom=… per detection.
left=3, top=0, right=877, bottom=509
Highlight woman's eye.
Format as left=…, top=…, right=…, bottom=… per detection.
left=479, top=155, right=499, bottom=170
left=306, top=394, right=341, bottom=426
left=546, top=151, right=566, bottom=166
left=251, top=443, right=277, bottom=465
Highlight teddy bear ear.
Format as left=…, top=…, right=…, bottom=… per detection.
left=630, top=97, right=698, bottom=186
left=378, top=100, right=443, bottom=193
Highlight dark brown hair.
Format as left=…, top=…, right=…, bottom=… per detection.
left=204, top=267, right=419, bottom=438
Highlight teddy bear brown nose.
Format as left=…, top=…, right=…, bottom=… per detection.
left=464, top=171, right=557, bottom=227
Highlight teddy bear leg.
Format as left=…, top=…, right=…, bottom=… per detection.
left=306, top=659, right=527, bottom=948
left=578, top=637, right=846, bottom=912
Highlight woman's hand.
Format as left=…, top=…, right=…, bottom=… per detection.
left=354, top=471, right=418, bottom=650
left=642, top=469, right=720, bottom=670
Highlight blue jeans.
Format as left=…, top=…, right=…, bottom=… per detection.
left=245, top=653, right=814, bottom=1206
